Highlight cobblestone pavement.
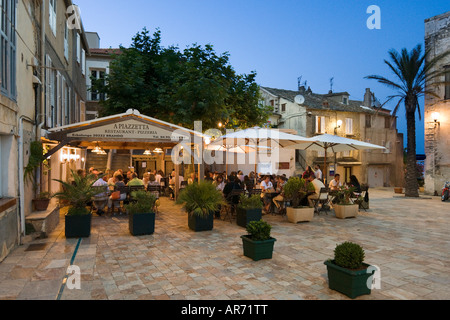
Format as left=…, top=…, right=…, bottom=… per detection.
left=0, top=188, right=449, bottom=300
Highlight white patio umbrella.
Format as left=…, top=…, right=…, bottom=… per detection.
left=285, top=134, right=386, bottom=183
left=211, top=127, right=310, bottom=181
left=205, top=143, right=270, bottom=176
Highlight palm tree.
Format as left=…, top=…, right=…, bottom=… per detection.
left=366, top=44, right=450, bottom=197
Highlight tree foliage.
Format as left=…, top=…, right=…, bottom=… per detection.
left=366, top=44, right=450, bottom=197
left=92, top=28, right=271, bottom=130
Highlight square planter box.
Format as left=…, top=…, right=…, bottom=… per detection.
left=286, top=207, right=314, bottom=223
left=188, top=212, right=214, bottom=232
left=129, top=212, right=155, bottom=236
left=241, top=235, right=276, bottom=261
left=65, top=214, right=92, bottom=238
left=334, top=204, right=358, bottom=219
left=236, top=208, right=262, bottom=228
left=324, top=260, right=374, bottom=299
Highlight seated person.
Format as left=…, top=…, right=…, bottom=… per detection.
left=107, top=175, right=127, bottom=215
left=92, top=171, right=109, bottom=216
left=329, top=174, right=342, bottom=191
left=127, top=173, right=145, bottom=198
left=307, top=173, right=327, bottom=209
left=223, top=178, right=243, bottom=205
left=348, top=175, right=362, bottom=194
left=261, top=175, right=275, bottom=212
left=273, top=176, right=287, bottom=211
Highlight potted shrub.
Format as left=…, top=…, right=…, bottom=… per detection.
left=284, top=177, right=315, bottom=223
left=25, top=141, right=51, bottom=211
left=236, top=194, right=263, bottom=228
left=176, top=181, right=225, bottom=232
left=241, top=220, right=276, bottom=261
left=53, top=171, right=100, bottom=238
left=125, top=191, right=157, bottom=236
left=333, top=186, right=359, bottom=219
left=324, top=242, right=375, bottom=299
left=32, top=192, right=51, bottom=212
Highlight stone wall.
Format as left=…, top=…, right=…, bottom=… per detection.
left=425, top=11, right=450, bottom=194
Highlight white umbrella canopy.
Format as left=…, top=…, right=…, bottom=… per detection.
left=210, top=127, right=310, bottom=179
left=286, top=134, right=386, bottom=183
left=286, top=134, right=386, bottom=153
left=211, top=127, right=311, bottom=149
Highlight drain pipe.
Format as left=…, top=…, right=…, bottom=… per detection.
left=18, top=115, right=35, bottom=245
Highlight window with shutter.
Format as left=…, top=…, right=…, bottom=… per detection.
left=445, top=66, right=450, bottom=100
left=49, top=0, right=56, bottom=36
left=345, top=118, right=353, bottom=135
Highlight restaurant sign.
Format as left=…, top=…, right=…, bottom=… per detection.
left=67, top=120, right=190, bottom=141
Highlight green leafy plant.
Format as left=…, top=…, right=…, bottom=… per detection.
left=35, top=192, right=51, bottom=200
left=283, top=177, right=315, bottom=208
left=24, top=141, right=50, bottom=196
left=176, top=181, right=225, bottom=218
left=238, top=194, right=263, bottom=210
left=334, top=242, right=365, bottom=270
left=125, top=191, right=157, bottom=215
left=53, top=170, right=103, bottom=216
left=246, top=220, right=272, bottom=241
left=335, top=186, right=356, bottom=205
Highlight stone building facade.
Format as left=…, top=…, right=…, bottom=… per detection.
left=424, top=11, right=450, bottom=195
left=261, top=86, right=405, bottom=187
left=0, top=0, right=90, bottom=262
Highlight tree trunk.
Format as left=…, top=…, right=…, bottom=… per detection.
left=405, top=110, right=419, bottom=197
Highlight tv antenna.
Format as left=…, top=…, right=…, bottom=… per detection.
left=330, top=77, right=334, bottom=92
left=298, top=76, right=308, bottom=89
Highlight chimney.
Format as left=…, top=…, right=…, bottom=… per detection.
left=299, top=86, right=306, bottom=93
left=364, top=88, right=372, bottom=107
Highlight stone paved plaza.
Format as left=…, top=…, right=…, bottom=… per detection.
left=0, top=188, right=449, bottom=300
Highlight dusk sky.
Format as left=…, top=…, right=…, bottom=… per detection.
left=74, top=0, right=450, bottom=154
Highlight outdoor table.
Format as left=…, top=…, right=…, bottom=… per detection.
left=262, top=191, right=281, bottom=215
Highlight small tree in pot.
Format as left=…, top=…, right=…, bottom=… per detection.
left=241, top=220, right=276, bottom=261
left=176, top=181, right=225, bottom=232
left=53, top=171, right=101, bottom=238
left=324, top=242, right=375, bottom=299
left=125, top=191, right=157, bottom=236
left=283, top=177, right=315, bottom=223
left=333, top=186, right=358, bottom=219
left=236, top=194, right=263, bottom=228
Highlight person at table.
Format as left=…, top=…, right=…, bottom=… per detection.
left=314, top=165, right=323, bottom=182
left=107, top=174, right=127, bottom=215
left=243, top=175, right=254, bottom=191
left=307, top=173, right=327, bottom=208
left=273, top=176, right=287, bottom=212
left=155, top=170, right=163, bottom=184
left=261, top=175, right=275, bottom=213
left=302, top=166, right=314, bottom=179
left=329, top=174, right=342, bottom=191
left=348, top=175, right=362, bottom=195
left=92, top=170, right=109, bottom=216
left=223, top=177, right=243, bottom=205
left=188, top=172, right=198, bottom=185
left=213, top=174, right=226, bottom=192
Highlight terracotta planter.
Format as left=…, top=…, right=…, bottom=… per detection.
left=286, top=207, right=314, bottom=223
left=334, top=204, right=358, bottom=219
left=32, top=199, right=50, bottom=212
left=394, top=187, right=403, bottom=194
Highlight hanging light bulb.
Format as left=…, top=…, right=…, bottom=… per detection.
left=143, top=149, right=152, bottom=156
left=153, top=148, right=163, bottom=154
